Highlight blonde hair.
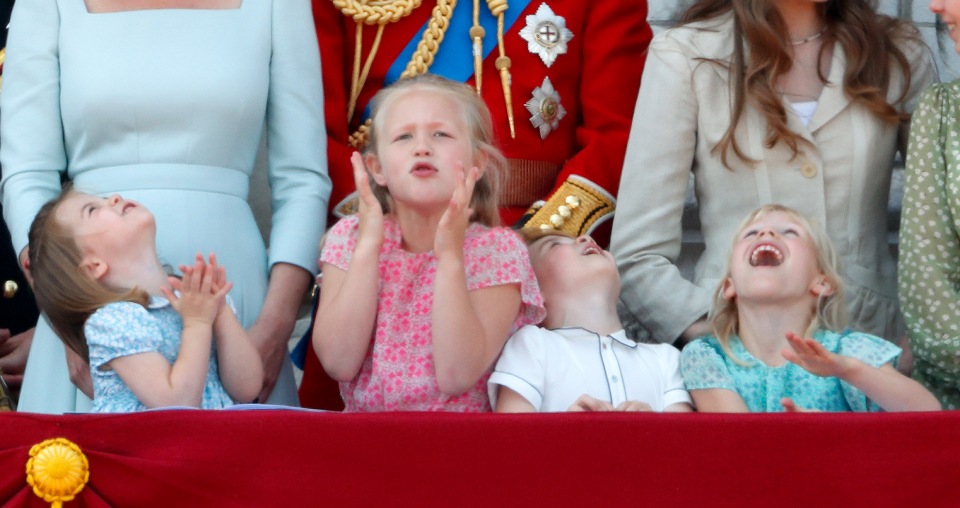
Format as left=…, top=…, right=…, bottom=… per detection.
left=709, top=204, right=847, bottom=357
left=28, top=189, right=149, bottom=362
left=364, top=73, right=506, bottom=227
left=681, top=0, right=918, bottom=168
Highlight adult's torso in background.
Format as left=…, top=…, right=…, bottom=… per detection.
left=0, top=0, right=38, bottom=334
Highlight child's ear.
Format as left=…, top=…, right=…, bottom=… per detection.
left=79, top=256, right=108, bottom=281
left=364, top=153, right=387, bottom=186
left=809, top=275, right=836, bottom=297
left=721, top=277, right=736, bottom=300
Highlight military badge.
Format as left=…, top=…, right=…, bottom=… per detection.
left=525, top=76, right=566, bottom=140
left=519, top=3, right=573, bottom=68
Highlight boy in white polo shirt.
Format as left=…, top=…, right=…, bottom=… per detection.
left=489, top=230, right=692, bottom=412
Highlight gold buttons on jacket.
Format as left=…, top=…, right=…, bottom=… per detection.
left=3, top=280, right=17, bottom=299
left=800, top=161, right=818, bottom=178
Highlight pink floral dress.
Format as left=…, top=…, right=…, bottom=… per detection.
left=321, top=216, right=546, bottom=411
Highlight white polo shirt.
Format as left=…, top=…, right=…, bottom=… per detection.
left=488, top=326, right=691, bottom=412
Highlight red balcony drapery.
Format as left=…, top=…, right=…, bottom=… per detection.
left=1, top=410, right=957, bottom=507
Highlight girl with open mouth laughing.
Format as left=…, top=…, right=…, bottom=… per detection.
left=680, top=204, right=939, bottom=412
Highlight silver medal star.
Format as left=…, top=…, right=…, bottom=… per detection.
left=519, top=3, right=574, bottom=68
left=525, top=77, right=566, bottom=140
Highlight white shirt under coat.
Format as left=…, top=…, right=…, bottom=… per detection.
left=488, top=326, right=691, bottom=412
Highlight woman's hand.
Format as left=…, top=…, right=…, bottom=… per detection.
left=435, top=164, right=480, bottom=260
left=0, top=327, right=33, bottom=389
left=248, top=263, right=311, bottom=402
left=64, top=345, right=93, bottom=399
left=896, top=335, right=914, bottom=376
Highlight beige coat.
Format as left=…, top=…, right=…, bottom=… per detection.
left=611, top=14, right=935, bottom=343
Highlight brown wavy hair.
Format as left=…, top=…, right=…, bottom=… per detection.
left=681, top=0, right=918, bottom=167
left=28, top=189, right=149, bottom=362
left=364, top=73, right=506, bottom=227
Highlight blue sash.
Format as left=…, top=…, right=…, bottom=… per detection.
left=360, top=0, right=530, bottom=120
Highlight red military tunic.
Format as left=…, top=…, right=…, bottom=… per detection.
left=302, top=0, right=652, bottom=409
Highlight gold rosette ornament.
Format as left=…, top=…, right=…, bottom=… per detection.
left=25, top=438, right=89, bottom=508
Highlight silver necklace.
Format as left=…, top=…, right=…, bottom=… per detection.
left=790, top=27, right=827, bottom=46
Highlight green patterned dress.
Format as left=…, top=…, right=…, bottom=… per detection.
left=899, top=80, right=960, bottom=409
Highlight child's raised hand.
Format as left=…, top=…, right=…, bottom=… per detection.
left=782, top=331, right=852, bottom=378
left=205, top=252, right=228, bottom=292
left=205, top=252, right=235, bottom=322
left=160, top=254, right=231, bottom=328
left=435, top=163, right=480, bottom=259
left=352, top=152, right=384, bottom=249
left=567, top=394, right=615, bottom=412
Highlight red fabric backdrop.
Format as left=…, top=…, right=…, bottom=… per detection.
left=1, top=410, right=958, bottom=507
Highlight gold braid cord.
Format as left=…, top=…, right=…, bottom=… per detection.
left=347, top=0, right=456, bottom=149
left=333, top=0, right=422, bottom=25
left=399, top=0, right=455, bottom=78
left=334, top=0, right=424, bottom=122
left=344, top=0, right=513, bottom=148
left=0, top=48, right=6, bottom=91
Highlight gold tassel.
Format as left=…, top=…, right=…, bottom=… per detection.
left=487, top=0, right=514, bottom=138
left=469, top=0, right=484, bottom=94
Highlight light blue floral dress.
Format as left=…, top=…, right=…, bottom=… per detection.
left=86, top=297, right=234, bottom=413
left=680, top=330, right=900, bottom=412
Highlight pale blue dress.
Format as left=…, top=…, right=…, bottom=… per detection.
left=87, top=298, right=235, bottom=413
left=0, top=0, right=330, bottom=412
left=680, top=330, right=901, bottom=412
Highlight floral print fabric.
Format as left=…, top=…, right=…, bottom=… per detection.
left=321, top=215, right=545, bottom=411
left=86, top=298, right=234, bottom=413
left=899, top=80, right=960, bottom=409
left=680, top=330, right=899, bottom=412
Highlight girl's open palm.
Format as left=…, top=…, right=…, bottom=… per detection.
left=435, top=164, right=480, bottom=259
left=782, top=331, right=851, bottom=378
left=352, top=152, right=384, bottom=249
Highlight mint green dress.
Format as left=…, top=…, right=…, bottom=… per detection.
left=899, top=80, right=960, bottom=409
left=0, top=0, right=330, bottom=412
left=680, top=330, right=900, bottom=412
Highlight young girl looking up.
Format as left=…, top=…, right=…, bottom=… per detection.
left=312, top=74, right=545, bottom=412
left=28, top=190, right=263, bottom=413
left=680, top=205, right=939, bottom=412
